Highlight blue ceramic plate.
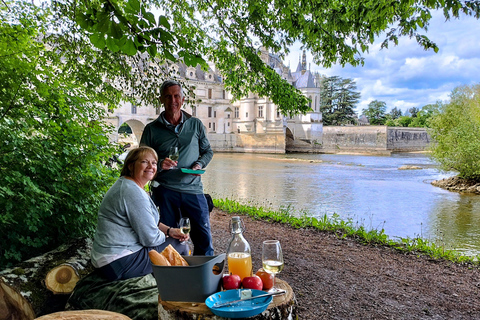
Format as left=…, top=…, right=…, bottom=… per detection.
left=205, top=289, right=272, bottom=318
left=180, top=168, right=206, bottom=174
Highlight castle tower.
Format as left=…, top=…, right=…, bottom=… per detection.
left=301, top=50, right=307, bottom=75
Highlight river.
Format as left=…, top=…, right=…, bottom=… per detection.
left=202, top=152, right=480, bottom=257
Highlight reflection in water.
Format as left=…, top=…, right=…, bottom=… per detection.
left=429, top=196, right=480, bottom=256
left=203, top=153, right=480, bottom=256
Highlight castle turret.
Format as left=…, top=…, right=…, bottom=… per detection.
left=301, top=50, right=307, bottom=75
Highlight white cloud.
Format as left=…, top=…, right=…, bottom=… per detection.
left=286, top=10, right=480, bottom=114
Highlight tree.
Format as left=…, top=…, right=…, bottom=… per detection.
left=389, top=107, right=403, bottom=120
left=428, top=84, right=480, bottom=180
left=408, top=103, right=442, bottom=127
left=408, top=107, right=420, bottom=118
left=320, top=76, right=360, bottom=125
left=0, top=1, right=126, bottom=267
left=72, top=0, right=480, bottom=116
left=362, top=100, right=387, bottom=125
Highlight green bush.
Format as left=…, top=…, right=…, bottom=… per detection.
left=428, top=84, right=480, bottom=180
left=0, top=1, right=120, bottom=267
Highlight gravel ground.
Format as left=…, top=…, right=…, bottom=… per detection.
left=210, top=208, right=480, bottom=319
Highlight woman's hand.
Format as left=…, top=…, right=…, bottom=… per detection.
left=160, top=223, right=189, bottom=241
left=168, top=228, right=189, bottom=242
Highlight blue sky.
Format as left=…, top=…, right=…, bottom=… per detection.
left=285, top=11, right=480, bottom=115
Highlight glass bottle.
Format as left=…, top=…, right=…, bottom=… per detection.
left=227, top=216, right=252, bottom=281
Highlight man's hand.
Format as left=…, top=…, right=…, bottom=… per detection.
left=190, top=163, right=202, bottom=176
left=161, top=158, right=178, bottom=170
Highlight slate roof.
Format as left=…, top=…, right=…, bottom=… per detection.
left=291, top=70, right=316, bottom=88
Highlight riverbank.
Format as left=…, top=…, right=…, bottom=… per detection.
left=210, top=208, right=480, bottom=319
left=432, top=176, right=480, bottom=194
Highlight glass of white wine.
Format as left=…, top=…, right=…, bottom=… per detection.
left=179, top=217, right=190, bottom=236
left=179, top=217, right=191, bottom=252
left=262, top=240, right=284, bottom=292
left=168, top=146, right=179, bottom=168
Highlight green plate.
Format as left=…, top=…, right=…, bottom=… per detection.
left=181, top=168, right=206, bottom=174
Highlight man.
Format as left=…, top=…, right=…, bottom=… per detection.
left=140, top=80, right=214, bottom=256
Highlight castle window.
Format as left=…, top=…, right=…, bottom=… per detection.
left=234, top=107, right=239, bottom=118
left=258, top=106, right=263, bottom=118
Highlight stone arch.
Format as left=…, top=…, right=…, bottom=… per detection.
left=117, top=119, right=146, bottom=148
left=285, top=127, right=295, bottom=150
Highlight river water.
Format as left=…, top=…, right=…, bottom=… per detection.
left=202, top=152, right=480, bottom=257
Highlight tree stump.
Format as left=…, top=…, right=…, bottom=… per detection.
left=45, top=264, right=81, bottom=294
left=34, top=310, right=131, bottom=319
left=0, top=238, right=94, bottom=317
left=158, top=278, right=296, bottom=320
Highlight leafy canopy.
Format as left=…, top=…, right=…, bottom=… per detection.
left=72, top=0, right=480, bottom=115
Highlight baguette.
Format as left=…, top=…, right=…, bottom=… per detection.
left=148, top=249, right=171, bottom=266
left=160, top=244, right=189, bottom=266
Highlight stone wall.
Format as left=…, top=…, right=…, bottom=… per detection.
left=209, top=126, right=430, bottom=154
left=320, top=126, right=429, bottom=154
left=387, top=127, right=431, bottom=151
left=208, top=132, right=286, bottom=153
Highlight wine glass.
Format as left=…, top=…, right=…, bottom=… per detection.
left=262, top=240, right=284, bottom=292
left=179, top=217, right=192, bottom=254
left=168, top=146, right=179, bottom=169
left=179, top=217, right=191, bottom=236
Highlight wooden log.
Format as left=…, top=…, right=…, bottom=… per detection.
left=45, top=264, right=80, bottom=294
left=0, top=277, right=35, bottom=320
left=158, top=278, right=297, bottom=320
left=0, top=238, right=94, bottom=317
left=34, top=310, right=131, bottom=319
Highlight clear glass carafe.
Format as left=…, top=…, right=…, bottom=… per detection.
left=226, top=216, right=252, bottom=281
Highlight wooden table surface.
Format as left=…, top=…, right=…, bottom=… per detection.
left=158, top=278, right=296, bottom=320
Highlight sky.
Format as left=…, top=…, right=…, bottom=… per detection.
left=284, top=11, right=480, bottom=115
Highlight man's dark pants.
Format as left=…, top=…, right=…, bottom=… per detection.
left=152, top=185, right=214, bottom=256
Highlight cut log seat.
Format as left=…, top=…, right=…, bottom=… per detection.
left=34, top=310, right=131, bottom=319
left=158, top=278, right=296, bottom=320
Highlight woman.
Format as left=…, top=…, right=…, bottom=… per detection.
left=91, top=146, right=188, bottom=281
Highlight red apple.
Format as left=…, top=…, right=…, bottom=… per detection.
left=222, top=274, right=241, bottom=290
left=242, top=275, right=263, bottom=290
left=256, top=268, right=274, bottom=290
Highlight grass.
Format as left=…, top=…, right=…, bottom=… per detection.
left=213, top=198, right=480, bottom=266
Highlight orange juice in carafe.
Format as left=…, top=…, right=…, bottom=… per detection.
left=228, top=252, right=252, bottom=281
left=226, top=216, right=252, bottom=281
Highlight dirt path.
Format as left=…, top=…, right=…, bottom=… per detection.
left=210, top=209, right=480, bottom=319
